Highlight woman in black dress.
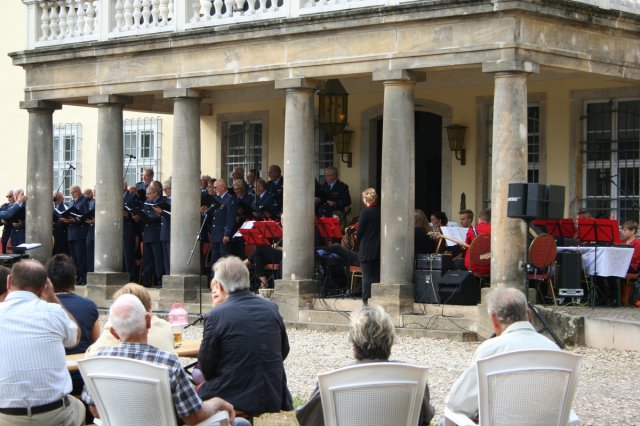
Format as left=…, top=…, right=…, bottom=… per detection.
left=356, top=188, right=381, bottom=305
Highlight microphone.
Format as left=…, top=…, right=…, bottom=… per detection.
left=126, top=154, right=136, bottom=159
left=67, top=163, right=76, bottom=170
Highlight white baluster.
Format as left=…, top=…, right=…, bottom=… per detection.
left=159, top=0, right=169, bottom=24
left=151, top=0, right=160, bottom=26
left=115, top=0, right=125, bottom=30
left=84, top=0, right=95, bottom=34
left=203, top=0, right=213, bottom=20
left=58, top=0, right=68, bottom=39
left=133, top=0, right=142, bottom=29
left=213, top=0, right=223, bottom=17
left=142, top=0, right=151, bottom=27
left=124, top=0, right=134, bottom=29
left=224, top=0, right=233, bottom=16
left=190, top=0, right=200, bottom=22
left=235, top=0, right=246, bottom=13
left=259, top=0, right=267, bottom=12
left=40, top=1, right=51, bottom=41
left=75, top=0, right=85, bottom=34
left=167, top=0, right=173, bottom=20
left=49, top=1, right=60, bottom=40
left=66, top=0, right=76, bottom=37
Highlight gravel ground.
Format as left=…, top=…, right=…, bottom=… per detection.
left=180, top=323, right=639, bottom=425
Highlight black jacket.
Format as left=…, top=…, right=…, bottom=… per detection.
left=357, top=204, right=381, bottom=262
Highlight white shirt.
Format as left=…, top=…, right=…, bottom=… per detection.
left=445, top=321, right=559, bottom=419
left=0, top=291, right=78, bottom=407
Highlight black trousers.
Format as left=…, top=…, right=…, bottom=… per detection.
left=360, top=259, right=380, bottom=304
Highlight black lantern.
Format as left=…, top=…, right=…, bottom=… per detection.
left=446, top=124, right=467, bottom=166
left=334, top=130, right=353, bottom=168
left=318, top=79, right=349, bottom=137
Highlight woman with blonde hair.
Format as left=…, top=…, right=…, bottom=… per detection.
left=357, top=188, right=380, bottom=305
left=86, top=283, right=174, bottom=355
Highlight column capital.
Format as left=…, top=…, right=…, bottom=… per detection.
left=482, top=60, right=539, bottom=75
left=88, top=94, right=132, bottom=106
left=163, top=88, right=208, bottom=99
left=372, top=69, right=425, bottom=83
left=19, top=100, right=61, bottom=111
left=274, top=78, right=321, bottom=91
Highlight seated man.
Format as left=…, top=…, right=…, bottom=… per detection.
left=0, top=259, right=85, bottom=425
left=444, top=287, right=559, bottom=422
left=198, top=256, right=293, bottom=419
left=81, top=294, right=243, bottom=426
left=296, top=304, right=435, bottom=425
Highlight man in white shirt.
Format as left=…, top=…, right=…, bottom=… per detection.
left=444, top=287, right=559, bottom=422
left=0, top=259, right=85, bottom=426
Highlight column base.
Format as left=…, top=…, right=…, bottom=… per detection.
left=86, top=272, right=130, bottom=308
left=370, top=282, right=414, bottom=326
left=159, top=275, right=208, bottom=311
left=272, top=279, right=319, bottom=322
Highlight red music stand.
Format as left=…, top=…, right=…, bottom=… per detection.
left=536, top=219, right=576, bottom=238
left=254, top=221, right=283, bottom=240
left=577, top=218, right=620, bottom=244
left=239, top=228, right=270, bottom=246
left=315, top=217, right=342, bottom=240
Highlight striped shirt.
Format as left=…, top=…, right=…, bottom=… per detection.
left=82, top=342, right=203, bottom=419
left=0, top=291, right=78, bottom=408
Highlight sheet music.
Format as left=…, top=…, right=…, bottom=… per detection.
left=234, top=220, right=255, bottom=238
left=440, top=226, right=468, bottom=247
left=17, top=243, right=42, bottom=250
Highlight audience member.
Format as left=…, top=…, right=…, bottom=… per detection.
left=357, top=188, right=381, bottom=305
left=296, top=304, right=435, bottom=425
left=86, top=283, right=174, bottom=355
left=0, top=259, right=85, bottom=425
left=198, top=256, right=293, bottom=419
left=81, top=294, right=242, bottom=426
left=444, top=287, right=559, bottom=421
left=0, top=265, right=9, bottom=301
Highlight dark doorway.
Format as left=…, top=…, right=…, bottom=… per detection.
left=374, top=111, right=442, bottom=215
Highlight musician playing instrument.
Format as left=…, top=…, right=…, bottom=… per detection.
left=463, top=208, right=491, bottom=276
left=415, top=209, right=436, bottom=255
left=621, top=220, right=640, bottom=274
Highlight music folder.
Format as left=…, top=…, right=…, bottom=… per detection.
left=56, top=206, right=82, bottom=220
left=146, top=201, right=171, bottom=212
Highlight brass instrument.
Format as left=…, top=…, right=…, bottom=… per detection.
left=342, top=223, right=359, bottom=251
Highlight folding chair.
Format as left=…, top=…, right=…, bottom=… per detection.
left=468, top=233, right=491, bottom=286
left=529, top=233, right=558, bottom=305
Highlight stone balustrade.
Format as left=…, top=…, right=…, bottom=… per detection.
left=21, top=0, right=640, bottom=50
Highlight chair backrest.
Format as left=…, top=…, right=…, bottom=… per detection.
left=78, top=356, right=178, bottom=426
left=529, top=233, right=557, bottom=269
left=469, top=233, right=491, bottom=268
left=476, top=349, right=582, bottom=426
left=318, top=362, right=429, bottom=426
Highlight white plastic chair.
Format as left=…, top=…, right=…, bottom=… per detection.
left=444, top=349, right=582, bottom=426
left=318, top=362, right=429, bottom=426
left=78, top=356, right=229, bottom=426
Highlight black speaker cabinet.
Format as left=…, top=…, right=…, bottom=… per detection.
left=415, top=254, right=452, bottom=271
left=438, top=270, right=480, bottom=305
left=555, top=251, right=583, bottom=297
left=414, top=270, right=445, bottom=304
left=508, top=183, right=566, bottom=220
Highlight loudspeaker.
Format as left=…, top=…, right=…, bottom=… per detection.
left=555, top=251, right=583, bottom=297
left=438, top=270, right=480, bottom=305
left=414, top=270, right=445, bottom=304
left=507, top=183, right=566, bottom=219
left=546, top=185, right=565, bottom=220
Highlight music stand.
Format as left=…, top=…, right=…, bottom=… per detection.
left=254, top=221, right=282, bottom=241
left=315, top=217, right=342, bottom=241
left=577, top=218, right=619, bottom=307
left=239, top=228, right=270, bottom=246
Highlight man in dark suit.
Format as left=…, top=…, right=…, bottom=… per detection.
left=1, top=190, right=15, bottom=254
left=208, top=178, right=236, bottom=274
left=316, top=166, right=351, bottom=218
left=52, top=191, right=70, bottom=255
left=8, top=189, right=26, bottom=248
left=134, top=184, right=165, bottom=288
left=60, top=185, right=89, bottom=284
left=198, top=256, right=292, bottom=418
left=357, top=188, right=381, bottom=305
left=153, top=179, right=172, bottom=276
left=84, top=188, right=96, bottom=275
left=136, top=168, right=154, bottom=191
left=122, top=182, right=140, bottom=282
left=266, top=164, right=284, bottom=208
left=252, top=179, right=279, bottom=220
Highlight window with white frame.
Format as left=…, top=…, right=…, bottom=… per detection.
left=483, top=105, right=541, bottom=207
left=224, top=121, right=263, bottom=182
left=316, top=124, right=335, bottom=183
left=53, top=123, right=81, bottom=202
left=123, top=117, right=162, bottom=186
left=581, top=99, right=640, bottom=222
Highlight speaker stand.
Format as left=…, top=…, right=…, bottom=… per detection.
left=523, top=218, right=565, bottom=349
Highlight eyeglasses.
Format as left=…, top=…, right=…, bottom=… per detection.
left=6, top=195, right=12, bottom=198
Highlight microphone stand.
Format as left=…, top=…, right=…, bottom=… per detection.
left=53, top=163, right=74, bottom=201
left=185, top=205, right=216, bottom=328
left=607, top=175, right=640, bottom=210
left=123, top=155, right=135, bottom=182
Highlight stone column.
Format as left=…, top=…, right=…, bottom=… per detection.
left=272, top=78, right=321, bottom=322
left=478, top=60, right=539, bottom=337
left=86, top=95, right=131, bottom=306
left=20, top=100, right=61, bottom=264
left=371, top=70, right=425, bottom=325
left=160, top=89, right=207, bottom=311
